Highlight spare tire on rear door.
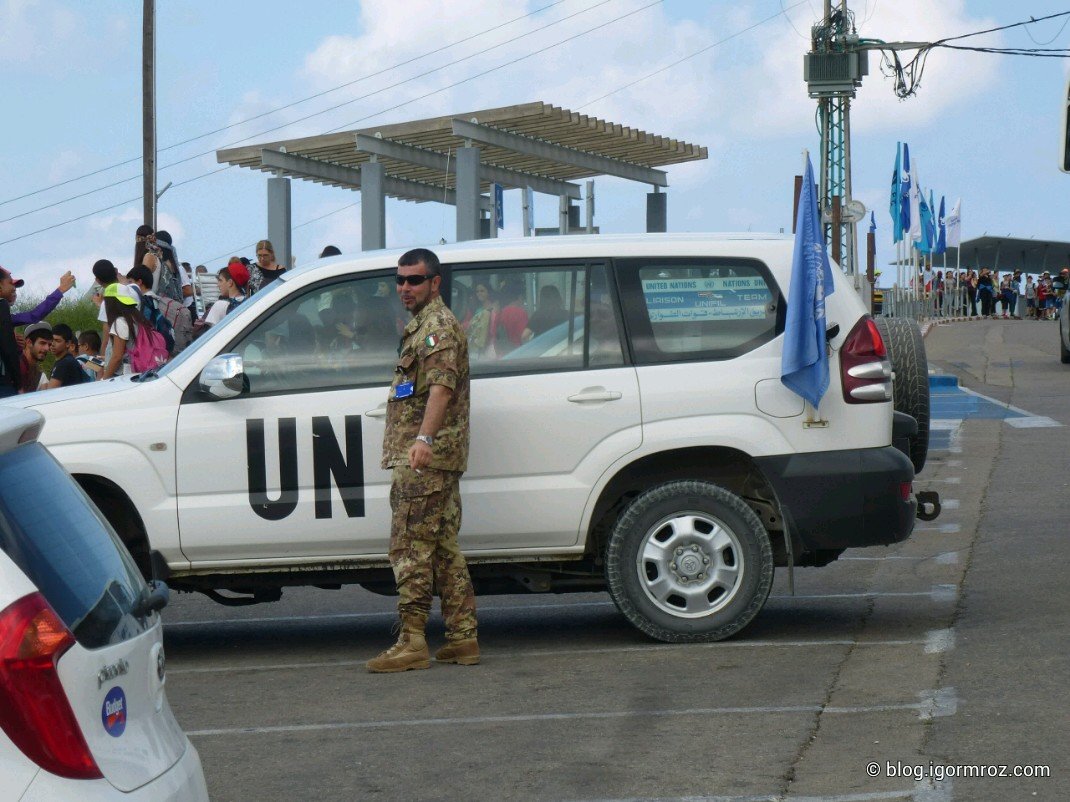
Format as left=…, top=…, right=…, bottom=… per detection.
left=874, top=317, right=929, bottom=473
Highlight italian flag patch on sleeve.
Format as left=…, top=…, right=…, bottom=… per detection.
left=424, top=334, right=439, bottom=348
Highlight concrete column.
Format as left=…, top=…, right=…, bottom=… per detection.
left=646, top=189, right=667, bottom=233
left=267, top=176, right=292, bottom=269
left=361, top=161, right=386, bottom=251
left=455, top=147, right=481, bottom=242
left=586, top=180, right=595, bottom=234
left=558, top=195, right=569, bottom=235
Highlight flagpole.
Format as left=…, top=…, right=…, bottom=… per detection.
left=943, top=250, right=947, bottom=317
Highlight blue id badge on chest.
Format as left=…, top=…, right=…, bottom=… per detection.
left=394, top=381, right=414, bottom=400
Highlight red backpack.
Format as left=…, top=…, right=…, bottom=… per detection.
left=128, top=321, right=170, bottom=374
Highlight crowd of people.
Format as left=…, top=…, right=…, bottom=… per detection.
left=921, top=266, right=1069, bottom=320
left=0, top=225, right=344, bottom=397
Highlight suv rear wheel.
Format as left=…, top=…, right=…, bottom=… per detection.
left=605, top=481, right=773, bottom=643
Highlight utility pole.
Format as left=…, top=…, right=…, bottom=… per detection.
left=804, top=0, right=867, bottom=292
left=142, top=0, right=156, bottom=229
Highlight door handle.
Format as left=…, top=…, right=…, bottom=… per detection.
left=365, top=404, right=387, bottom=418
left=567, top=388, right=623, bottom=403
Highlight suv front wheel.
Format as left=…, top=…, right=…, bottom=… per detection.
left=605, top=481, right=773, bottom=643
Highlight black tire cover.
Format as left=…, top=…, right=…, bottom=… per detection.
left=874, top=317, right=930, bottom=473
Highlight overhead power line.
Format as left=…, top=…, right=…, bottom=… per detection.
left=579, top=0, right=810, bottom=109
left=867, top=10, right=1070, bottom=99
left=198, top=201, right=363, bottom=268
left=2, top=0, right=659, bottom=247
left=0, top=0, right=623, bottom=227
left=0, top=0, right=573, bottom=209
left=195, top=1, right=810, bottom=267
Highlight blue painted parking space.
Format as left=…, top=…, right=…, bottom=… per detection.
left=929, top=374, right=1027, bottom=421
left=925, top=376, right=1059, bottom=456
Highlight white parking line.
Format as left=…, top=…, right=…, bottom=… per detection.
left=168, top=637, right=932, bottom=676
left=1006, top=416, right=1061, bottom=428
left=167, top=586, right=956, bottom=631
left=166, top=600, right=616, bottom=629
left=914, top=523, right=961, bottom=533
left=772, top=586, right=956, bottom=601
left=840, top=551, right=958, bottom=562
left=583, top=779, right=951, bottom=802
left=185, top=695, right=952, bottom=738
left=924, top=629, right=956, bottom=654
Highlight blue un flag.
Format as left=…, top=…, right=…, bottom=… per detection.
left=781, top=155, right=836, bottom=408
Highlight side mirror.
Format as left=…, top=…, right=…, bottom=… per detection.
left=199, top=353, right=245, bottom=400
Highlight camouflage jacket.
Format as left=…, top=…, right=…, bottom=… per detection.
left=381, top=295, right=470, bottom=472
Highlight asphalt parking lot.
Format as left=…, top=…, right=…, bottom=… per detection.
left=161, top=318, right=1069, bottom=802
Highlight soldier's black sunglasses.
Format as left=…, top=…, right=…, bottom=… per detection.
left=395, top=274, right=430, bottom=286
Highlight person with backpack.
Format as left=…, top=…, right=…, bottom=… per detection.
left=76, top=331, right=105, bottom=381
left=127, top=266, right=176, bottom=354
left=100, top=284, right=169, bottom=379
left=200, top=261, right=249, bottom=329
left=154, top=230, right=194, bottom=307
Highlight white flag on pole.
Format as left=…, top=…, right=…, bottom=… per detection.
left=946, top=198, right=962, bottom=247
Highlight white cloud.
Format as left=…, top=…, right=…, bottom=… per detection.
left=47, top=151, right=85, bottom=184
left=13, top=206, right=189, bottom=297
left=0, top=1, right=106, bottom=74
left=291, top=0, right=1001, bottom=170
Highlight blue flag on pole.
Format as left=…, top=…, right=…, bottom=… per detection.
left=782, top=155, right=835, bottom=409
left=928, top=189, right=937, bottom=250
left=917, top=191, right=933, bottom=254
left=899, top=143, right=912, bottom=236
left=870, top=210, right=877, bottom=235
left=889, top=143, right=902, bottom=243
left=935, top=195, right=946, bottom=255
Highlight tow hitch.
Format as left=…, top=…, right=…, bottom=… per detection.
left=916, top=490, right=941, bottom=522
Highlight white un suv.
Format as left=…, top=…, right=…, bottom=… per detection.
left=2, top=234, right=926, bottom=642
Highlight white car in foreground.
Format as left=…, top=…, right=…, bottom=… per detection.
left=0, top=409, right=207, bottom=800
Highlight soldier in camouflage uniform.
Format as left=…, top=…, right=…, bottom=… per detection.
left=367, top=247, right=479, bottom=673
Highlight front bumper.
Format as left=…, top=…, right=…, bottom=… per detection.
left=754, top=446, right=917, bottom=552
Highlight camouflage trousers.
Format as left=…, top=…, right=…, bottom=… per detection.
left=389, top=465, right=477, bottom=641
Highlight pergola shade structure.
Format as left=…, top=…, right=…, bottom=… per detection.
left=216, top=101, right=708, bottom=261
left=891, top=237, right=1070, bottom=275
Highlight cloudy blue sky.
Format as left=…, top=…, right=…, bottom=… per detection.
left=1, top=0, right=1067, bottom=293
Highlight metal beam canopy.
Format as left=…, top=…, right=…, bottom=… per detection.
left=355, top=135, right=581, bottom=200
left=260, top=149, right=488, bottom=208
left=450, top=118, right=669, bottom=188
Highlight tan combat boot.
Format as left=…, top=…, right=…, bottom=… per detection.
left=434, top=638, right=480, bottom=666
left=366, top=632, right=431, bottom=673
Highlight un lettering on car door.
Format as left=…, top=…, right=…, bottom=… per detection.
left=175, top=399, right=393, bottom=563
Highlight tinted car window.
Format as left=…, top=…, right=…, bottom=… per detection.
left=617, top=259, right=783, bottom=363
left=450, top=263, right=623, bottom=375
left=0, top=443, right=148, bottom=649
left=233, top=274, right=404, bottom=394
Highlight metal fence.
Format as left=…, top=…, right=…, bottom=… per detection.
left=877, top=286, right=975, bottom=322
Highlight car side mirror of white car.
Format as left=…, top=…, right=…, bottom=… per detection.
left=199, top=353, right=246, bottom=400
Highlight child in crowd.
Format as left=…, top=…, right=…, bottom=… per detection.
left=77, top=330, right=105, bottom=381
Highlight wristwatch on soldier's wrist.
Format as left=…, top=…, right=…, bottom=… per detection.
left=415, top=435, right=434, bottom=447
